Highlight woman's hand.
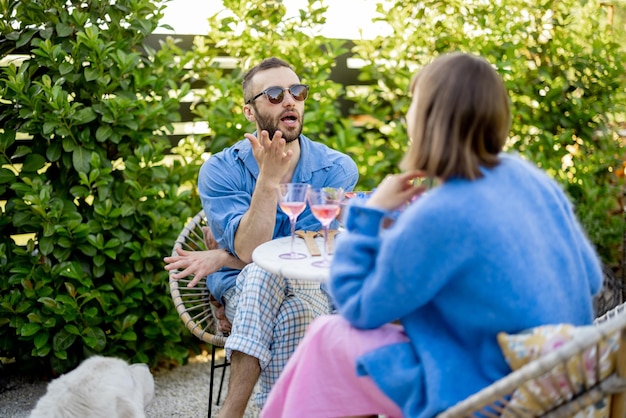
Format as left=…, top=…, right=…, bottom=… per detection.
left=367, top=171, right=427, bottom=212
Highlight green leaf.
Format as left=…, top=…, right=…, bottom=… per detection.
left=34, top=332, right=49, bottom=349
left=39, top=236, right=54, bottom=255
left=40, top=297, right=59, bottom=310
left=84, top=67, right=99, bottom=82
left=58, top=262, right=84, bottom=280
left=64, top=281, right=75, bottom=296
left=57, top=236, right=72, bottom=248
left=21, top=323, right=41, bottom=337
left=121, top=330, right=137, bottom=341
left=73, top=108, right=97, bottom=125
left=62, top=137, right=76, bottom=152
left=5, top=31, right=19, bottom=41
left=12, top=145, right=32, bottom=159
left=59, top=62, right=74, bottom=75
left=94, top=254, right=105, bottom=267
left=93, top=263, right=106, bottom=278
left=53, top=329, right=76, bottom=351
left=83, top=306, right=99, bottom=318
left=16, top=29, right=36, bottom=48
left=64, top=324, right=81, bottom=335
left=82, top=326, right=107, bottom=350
left=103, top=249, right=117, bottom=259
left=46, top=141, right=62, bottom=162
left=21, top=154, right=46, bottom=172
left=0, top=130, right=16, bottom=150
left=56, top=22, right=73, bottom=37
left=72, top=148, right=91, bottom=173
left=43, top=121, right=57, bottom=135
left=34, top=345, right=51, bottom=357
left=97, top=74, right=111, bottom=85
left=42, top=316, right=56, bottom=327
left=39, top=26, right=54, bottom=40
left=95, top=125, right=112, bottom=142
left=87, top=233, right=104, bottom=248
left=27, top=312, right=41, bottom=323
left=53, top=350, right=67, bottom=360
left=0, top=168, right=16, bottom=184
left=122, top=314, right=139, bottom=329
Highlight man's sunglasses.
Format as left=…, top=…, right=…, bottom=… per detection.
left=246, top=84, right=309, bottom=105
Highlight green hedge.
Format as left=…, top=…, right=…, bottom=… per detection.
left=1, top=0, right=624, bottom=374
left=0, top=0, right=200, bottom=374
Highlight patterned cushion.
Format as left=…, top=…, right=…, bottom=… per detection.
left=497, top=324, right=620, bottom=417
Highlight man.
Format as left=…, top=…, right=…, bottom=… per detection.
left=164, top=57, right=358, bottom=417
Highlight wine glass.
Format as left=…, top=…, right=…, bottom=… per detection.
left=307, top=187, right=344, bottom=268
left=276, top=183, right=310, bottom=259
left=338, top=190, right=372, bottom=228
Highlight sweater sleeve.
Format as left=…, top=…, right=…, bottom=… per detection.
left=330, top=198, right=468, bottom=329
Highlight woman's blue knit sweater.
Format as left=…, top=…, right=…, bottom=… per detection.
left=330, top=153, right=603, bottom=417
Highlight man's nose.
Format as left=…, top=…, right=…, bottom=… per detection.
left=282, top=90, right=297, bottom=106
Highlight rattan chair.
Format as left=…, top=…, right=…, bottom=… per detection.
left=169, top=210, right=229, bottom=418
left=437, top=301, right=626, bottom=417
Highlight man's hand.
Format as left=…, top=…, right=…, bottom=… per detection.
left=245, top=130, right=292, bottom=184
left=164, top=224, right=246, bottom=287
left=164, top=248, right=232, bottom=287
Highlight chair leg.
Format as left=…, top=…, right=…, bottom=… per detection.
left=216, top=351, right=229, bottom=405
left=208, top=345, right=231, bottom=417
left=208, top=345, right=217, bottom=418
left=611, top=329, right=626, bottom=417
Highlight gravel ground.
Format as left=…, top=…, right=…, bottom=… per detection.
left=0, top=352, right=260, bottom=418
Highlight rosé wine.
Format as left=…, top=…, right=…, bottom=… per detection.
left=307, top=186, right=343, bottom=268
left=276, top=183, right=310, bottom=260
left=279, top=201, right=306, bottom=218
left=311, top=204, right=340, bottom=226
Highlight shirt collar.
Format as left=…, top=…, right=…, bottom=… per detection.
left=235, top=133, right=333, bottom=181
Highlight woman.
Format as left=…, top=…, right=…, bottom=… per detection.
left=261, top=52, right=603, bottom=418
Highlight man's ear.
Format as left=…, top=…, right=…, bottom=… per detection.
left=243, top=104, right=256, bottom=122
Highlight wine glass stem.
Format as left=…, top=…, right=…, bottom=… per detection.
left=290, top=217, right=297, bottom=255
left=322, top=225, right=329, bottom=263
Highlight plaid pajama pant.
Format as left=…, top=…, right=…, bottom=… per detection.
left=222, top=263, right=332, bottom=407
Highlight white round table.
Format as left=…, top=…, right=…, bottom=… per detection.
left=252, top=235, right=331, bottom=282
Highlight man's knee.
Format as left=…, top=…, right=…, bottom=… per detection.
left=275, top=295, right=316, bottom=326
left=239, top=264, right=284, bottom=289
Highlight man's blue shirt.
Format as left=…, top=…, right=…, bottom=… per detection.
left=198, top=133, right=358, bottom=301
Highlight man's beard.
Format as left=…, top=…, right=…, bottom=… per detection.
left=254, top=108, right=303, bottom=143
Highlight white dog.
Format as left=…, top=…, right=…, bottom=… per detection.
left=30, top=356, right=155, bottom=418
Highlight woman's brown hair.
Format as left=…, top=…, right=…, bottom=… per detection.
left=400, top=52, right=511, bottom=180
